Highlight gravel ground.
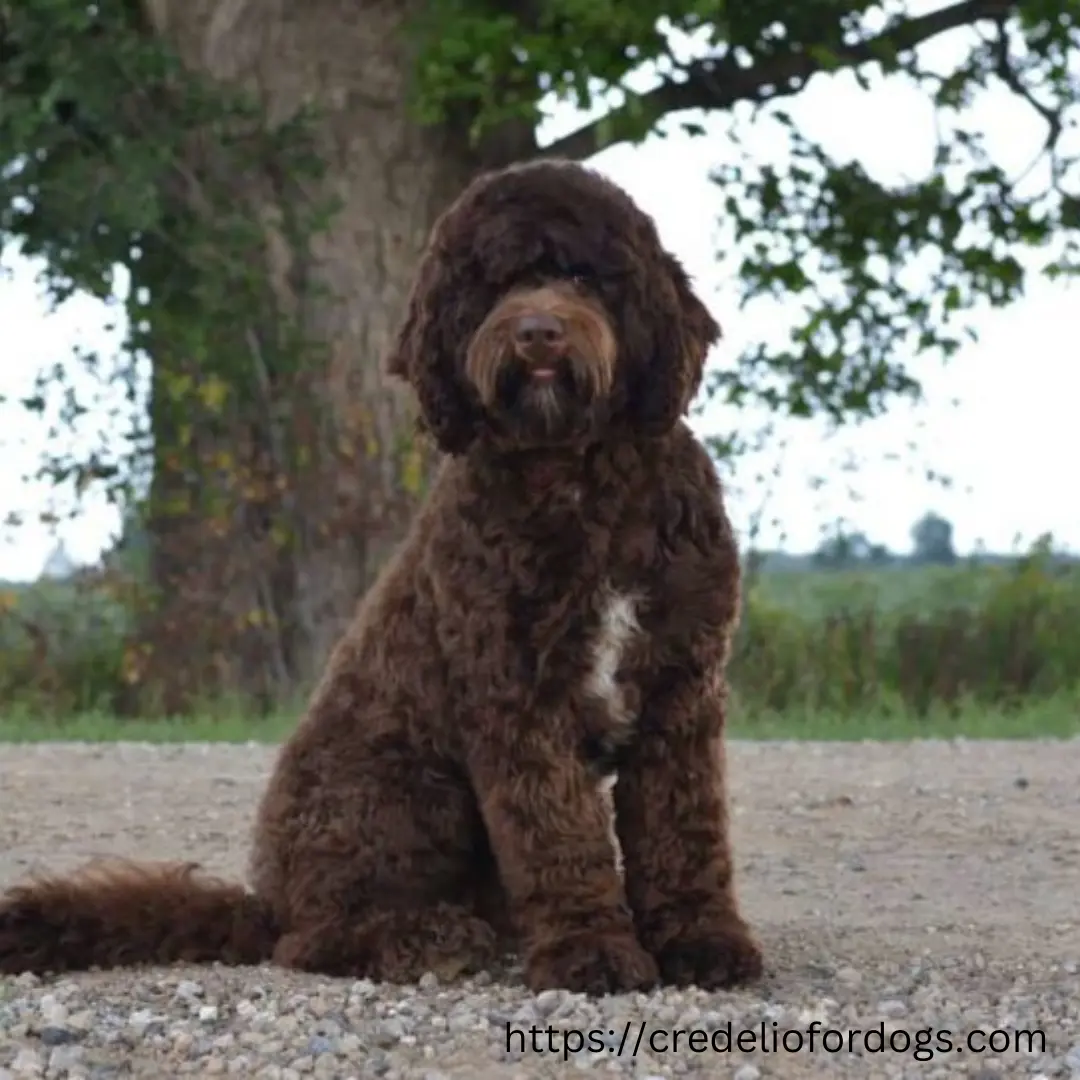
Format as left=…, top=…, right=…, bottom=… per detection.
left=1, top=738, right=1078, bottom=1079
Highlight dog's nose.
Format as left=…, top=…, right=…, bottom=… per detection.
left=513, top=312, right=566, bottom=356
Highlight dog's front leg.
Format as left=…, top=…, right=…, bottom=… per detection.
left=613, top=673, right=764, bottom=989
left=464, top=721, right=658, bottom=994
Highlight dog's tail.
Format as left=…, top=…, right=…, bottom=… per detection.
left=0, top=858, right=278, bottom=975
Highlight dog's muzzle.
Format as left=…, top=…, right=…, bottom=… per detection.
left=512, top=312, right=567, bottom=384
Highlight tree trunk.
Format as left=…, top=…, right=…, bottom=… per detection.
left=130, top=0, right=534, bottom=712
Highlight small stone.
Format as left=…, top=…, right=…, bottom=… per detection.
left=276, top=1015, right=300, bottom=1036
left=199, top=1005, right=221, bottom=1023
left=448, top=1011, right=477, bottom=1033
left=512, top=1002, right=537, bottom=1025
left=878, top=999, right=907, bottom=1017
left=733, top=1067, right=761, bottom=1080
left=349, top=979, right=377, bottom=1000
left=534, top=989, right=563, bottom=1018
left=372, top=1019, right=405, bottom=1047
left=9, top=1049, right=43, bottom=1077
left=629, top=1053, right=661, bottom=1075
left=38, top=1025, right=78, bottom=1046
left=675, top=1007, right=701, bottom=1028
left=38, top=995, right=67, bottom=1027
left=307, top=1035, right=336, bottom=1056
left=67, top=1010, right=94, bottom=1033
left=418, top=971, right=439, bottom=991
left=127, top=1008, right=166, bottom=1038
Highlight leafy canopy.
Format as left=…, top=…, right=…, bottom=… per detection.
left=414, top=0, right=1080, bottom=422
left=0, top=0, right=328, bottom=513
left=1, top=0, right=1079, bottom=475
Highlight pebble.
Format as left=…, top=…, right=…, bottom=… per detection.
left=37, top=1026, right=77, bottom=1046
left=9, top=1049, right=42, bottom=1077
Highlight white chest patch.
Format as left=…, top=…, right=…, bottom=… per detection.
left=584, top=585, right=642, bottom=729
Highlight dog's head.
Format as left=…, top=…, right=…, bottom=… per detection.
left=384, top=158, right=720, bottom=454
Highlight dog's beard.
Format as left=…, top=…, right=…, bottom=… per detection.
left=492, top=354, right=600, bottom=443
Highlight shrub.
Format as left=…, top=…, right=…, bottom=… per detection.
left=2, top=546, right=1077, bottom=722
left=732, top=549, right=1080, bottom=715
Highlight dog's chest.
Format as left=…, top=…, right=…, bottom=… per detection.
left=581, top=583, right=644, bottom=772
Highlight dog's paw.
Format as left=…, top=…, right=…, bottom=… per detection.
left=654, top=923, right=763, bottom=989
left=525, top=929, right=659, bottom=995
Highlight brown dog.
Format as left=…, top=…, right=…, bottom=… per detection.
left=0, top=158, right=763, bottom=995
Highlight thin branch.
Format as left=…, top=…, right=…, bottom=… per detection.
left=540, top=0, right=1019, bottom=161
left=988, top=15, right=1065, bottom=184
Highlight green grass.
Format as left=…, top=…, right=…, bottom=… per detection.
left=2, top=691, right=1077, bottom=744
left=726, top=691, right=1080, bottom=741
left=0, top=708, right=298, bottom=744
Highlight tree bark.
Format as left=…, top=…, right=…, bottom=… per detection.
left=131, top=0, right=534, bottom=711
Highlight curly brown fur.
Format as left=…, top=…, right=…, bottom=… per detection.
left=0, top=859, right=276, bottom=974
left=0, top=158, right=763, bottom=994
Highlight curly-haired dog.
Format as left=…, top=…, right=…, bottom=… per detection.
left=0, top=158, right=763, bottom=994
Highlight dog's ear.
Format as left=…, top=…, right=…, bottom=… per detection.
left=383, top=247, right=481, bottom=456
left=623, top=254, right=721, bottom=436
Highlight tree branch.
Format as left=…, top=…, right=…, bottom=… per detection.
left=540, top=0, right=1019, bottom=161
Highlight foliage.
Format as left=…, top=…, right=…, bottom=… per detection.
left=0, top=568, right=131, bottom=716
left=735, top=541, right=1080, bottom=714
left=3, top=1, right=1080, bottom=493
left=910, top=509, right=958, bottom=563
left=3, top=543, right=1077, bottom=721
left=0, top=1, right=331, bottom=511
left=413, top=0, right=1080, bottom=422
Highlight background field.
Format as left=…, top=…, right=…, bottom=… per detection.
left=3, top=534, right=1077, bottom=744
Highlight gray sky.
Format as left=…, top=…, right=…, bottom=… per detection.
left=1, top=7, right=1077, bottom=580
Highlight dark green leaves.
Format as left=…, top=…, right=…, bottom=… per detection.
left=4, top=0, right=1080, bottom=461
